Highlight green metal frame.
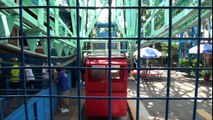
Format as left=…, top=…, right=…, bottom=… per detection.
left=0, top=0, right=212, bottom=58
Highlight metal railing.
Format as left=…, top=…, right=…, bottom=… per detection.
left=0, top=0, right=212, bottom=120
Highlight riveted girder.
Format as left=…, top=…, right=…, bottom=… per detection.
left=0, top=0, right=212, bottom=58
left=53, top=41, right=65, bottom=57
left=25, top=30, right=41, bottom=52
left=0, top=13, right=18, bottom=43
left=40, top=39, right=54, bottom=55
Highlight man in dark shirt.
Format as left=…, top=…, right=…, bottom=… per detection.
left=56, top=68, right=71, bottom=113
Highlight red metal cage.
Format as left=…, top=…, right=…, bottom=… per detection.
left=85, top=57, right=128, bottom=117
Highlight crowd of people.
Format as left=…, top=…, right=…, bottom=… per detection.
left=9, top=58, right=62, bottom=89
left=9, top=57, right=71, bottom=113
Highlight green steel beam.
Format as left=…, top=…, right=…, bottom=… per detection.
left=1, top=0, right=73, bottom=35
left=164, top=0, right=169, bottom=29
left=140, top=0, right=211, bottom=46
left=139, top=9, right=212, bottom=48
left=124, top=0, right=131, bottom=37
left=80, top=0, right=87, bottom=49
left=80, top=0, right=86, bottom=37
left=83, top=39, right=129, bottom=42
left=85, top=0, right=108, bottom=37
left=38, top=0, right=45, bottom=29
left=54, top=1, right=60, bottom=36
left=130, top=13, right=138, bottom=64
left=171, top=10, right=212, bottom=37
left=173, top=0, right=184, bottom=6
left=81, top=49, right=127, bottom=52
left=154, top=9, right=212, bottom=37
left=114, top=19, right=126, bottom=36
left=0, top=13, right=18, bottom=43
left=0, top=0, right=212, bottom=58
left=64, top=45, right=72, bottom=56
left=54, top=41, right=64, bottom=57
left=150, top=0, right=155, bottom=35
left=142, top=0, right=210, bottom=38
left=40, top=39, right=54, bottom=55
left=112, top=0, right=126, bottom=37
left=0, top=0, right=76, bottom=57
left=122, top=0, right=138, bottom=66
left=155, top=0, right=161, bottom=6
left=70, top=47, right=75, bottom=54
left=138, top=0, right=211, bottom=48
left=69, top=0, right=77, bottom=36
left=49, top=0, right=55, bottom=6
left=25, top=30, right=40, bottom=52
left=131, top=0, right=137, bottom=37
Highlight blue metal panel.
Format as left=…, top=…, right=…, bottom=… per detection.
left=0, top=98, right=3, bottom=120
left=96, top=22, right=116, bottom=37
left=5, top=100, right=26, bottom=120
left=121, top=42, right=127, bottom=53
left=5, top=85, right=58, bottom=120
left=31, top=0, right=39, bottom=5
left=36, top=97, right=46, bottom=119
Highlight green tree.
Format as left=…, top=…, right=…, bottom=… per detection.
left=160, top=42, right=179, bottom=66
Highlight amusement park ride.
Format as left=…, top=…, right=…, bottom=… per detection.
left=85, top=23, right=128, bottom=117
left=0, top=0, right=212, bottom=119
left=0, top=0, right=212, bottom=59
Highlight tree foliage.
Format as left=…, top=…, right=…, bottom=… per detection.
left=160, top=42, right=179, bottom=66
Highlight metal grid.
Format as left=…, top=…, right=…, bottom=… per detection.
left=0, top=0, right=212, bottom=120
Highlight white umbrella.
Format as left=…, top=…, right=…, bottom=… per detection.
left=133, top=47, right=162, bottom=67
left=189, top=43, right=212, bottom=54
left=133, top=47, right=162, bottom=58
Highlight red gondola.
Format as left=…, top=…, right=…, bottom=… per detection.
left=85, top=56, right=128, bottom=117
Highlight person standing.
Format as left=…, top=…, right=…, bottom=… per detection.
left=42, top=59, right=53, bottom=88
left=10, top=57, right=20, bottom=89
left=55, top=68, right=71, bottom=113
left=42, top=59, right=53, bottom=79
left=25, top=61, right=35, bottom=89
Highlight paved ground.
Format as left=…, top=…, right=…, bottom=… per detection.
left=54, top=88, right=85, bottom=120
left=128, top=70, right=212, bottom=120
left=54, top=70, right=212, bottom=120
left=54, top=87, right=133, bottom=120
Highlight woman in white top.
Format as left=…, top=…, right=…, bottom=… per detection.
left=42, top=60, right=54, bottom=79
left=25, top=64, right=35, bottom=89
left=42, top=59, right=54, bottom=88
